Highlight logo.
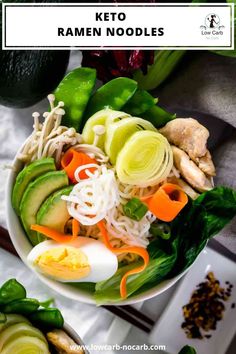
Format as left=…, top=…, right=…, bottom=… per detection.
left=200, top=13, right=225, bottom=38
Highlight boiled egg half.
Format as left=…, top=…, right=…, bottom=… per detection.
left=27, top=237, right=118, bottom=282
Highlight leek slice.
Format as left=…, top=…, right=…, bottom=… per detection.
left=1, top=336, right=50, bottom=354
left=116, top=130, right=173, bottom=187
left=105, top=117, right=156, bottom=164
left=0, top=315, right=30, bottom=332
left=0, top=323, right=47, bottom=351
left=82, top=109, right=129, bottom=149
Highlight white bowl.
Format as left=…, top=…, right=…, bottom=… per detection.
left=64, top=322, right=89, bottom=354
left=6, top=153, right=191, bottom=306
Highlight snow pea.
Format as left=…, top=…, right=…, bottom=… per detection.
left=2, top=298, right=40, bottom=315
left=142, top=104, right=176, bottom=128
left=29, top=308, right=64, bottom=329
left=0, top=279, right=26, bottom=305
left=55, top=67, right=96, bottom=131
left=84, top=77, right=138, bottom=120
left=123, top=89, right=157, bottom=116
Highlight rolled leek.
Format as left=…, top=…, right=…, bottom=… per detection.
left=116, top=130, right=173, bottom=187
left=1, top=336, right=50, bottom=354
left=105, top=117, right=156, bottom=164
left=82, top=109, right=129, bottom=149
left=0, top=323, right=47, bottom=351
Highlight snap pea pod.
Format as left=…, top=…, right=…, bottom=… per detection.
left=1, top=299, right=40, bottom=315
left=83, top=77, right=138, bottom=120
left=29, top=308, right=64, bottom=329
left=122, top=89, right=157, bottom=116
left=55, top=67, right=96, bottom=131
left=142, top=104, right=176, bottom=128
left=0, top=279, right=26, bottom=306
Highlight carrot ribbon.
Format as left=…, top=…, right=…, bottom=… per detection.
left=61, top=148, right=97, bottom=183
left=97, top=220, right=149, bottom=299
left=142, top=183, right=188, bottom=222
left=31, top=218, right=80, bottom=243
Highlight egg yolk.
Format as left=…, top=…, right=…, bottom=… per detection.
left=34, top=246, right=91, bottom=281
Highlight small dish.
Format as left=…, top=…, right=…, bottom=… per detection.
left=149, top=247, right=236, bottom=354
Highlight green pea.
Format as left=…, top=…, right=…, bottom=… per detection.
left=0, top=279, right=26, bottom=305
left=142, top=104, right=176, bottom=128
left=84, top=77, right=138, bottom=120
left=123, top=89, right=157, bottom=116
left=29, top=308, right=64, bottom=329
left=55, top=67, right=96, bottom=131
left=2, top=298, right=40, bottom=315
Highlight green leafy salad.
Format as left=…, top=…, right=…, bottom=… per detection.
left=11, top=67, right=236, bottom=304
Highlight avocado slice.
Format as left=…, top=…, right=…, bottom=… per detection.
left=12, top=158, right=56, bottom=215
left=20, top=171, right=69, bottom=246
left=36, top=186, right=73, bottom=243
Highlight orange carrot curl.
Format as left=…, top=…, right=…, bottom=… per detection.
left=31, top=218, right=80, bottom=243
left=61, top=148, right=97, bottom=184
left=97, top=220, right=149, bottom=299
left=146, top=183, right=188, bottom=222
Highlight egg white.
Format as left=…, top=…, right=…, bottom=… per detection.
left=27, top=237, right=118, bottom=283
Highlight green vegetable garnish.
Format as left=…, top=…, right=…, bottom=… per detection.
left=150, top=222, right=171, bottom=240
left=29, top=308, right=64, bottom=329
left=55, top=67, right=96, bottom=131
left=2, top=299, right=40, bottom=315
left=123, top=198, right=148, bottom=221
left=122, top=89, right=157, bottom=116
left=0, top=279, right=64, bottom=330
left=142, top=104, right=176, bottom=128
left=0, top=279, right=26, bottom=306
left=84, top=77, right=137, bottom=119
left=178, top=345, right=197, bottom=354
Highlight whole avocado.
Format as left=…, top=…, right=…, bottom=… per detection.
left=0, top=0, right=70, bottom=108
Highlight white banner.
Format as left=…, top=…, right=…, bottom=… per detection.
left=2, top=3, right=234, bottom=50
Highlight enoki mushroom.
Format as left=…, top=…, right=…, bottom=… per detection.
left=17, top=95, right=82, bottom=167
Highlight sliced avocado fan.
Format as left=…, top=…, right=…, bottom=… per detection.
left=12, top=158, right=56, bottom=215
left=36, top=186, right=73, bottom=243
left=20, top=171, right=68, bottom=246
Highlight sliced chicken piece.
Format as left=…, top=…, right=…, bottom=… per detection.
left=159, top=118, right=209, bottom=160
left=172, top=146, right=213, bottom=192
left=167, top=176, right=200, bottom=200
left=192, top=150, right=216, bottom=177
left=47, top=329, right=84, bottom=354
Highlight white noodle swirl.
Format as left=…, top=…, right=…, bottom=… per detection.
left=62, top=165, right=120, bottom=225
